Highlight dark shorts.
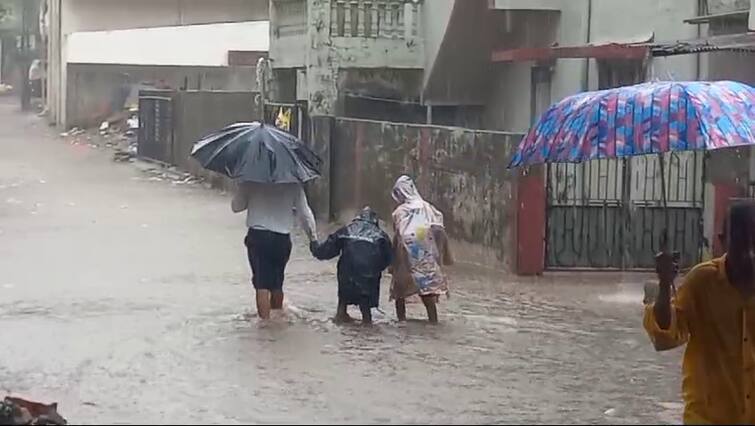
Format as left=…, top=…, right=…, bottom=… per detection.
left=30, top=80, right=42, bottom=98
left=244, top=228, right=292, bottom=291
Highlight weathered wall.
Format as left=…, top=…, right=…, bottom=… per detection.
left=67, top=64, right=256, bottom=128
left=136, top=90, right=261, bottom=189
left=277, top=0, right=426, bottom=115
left=172, top=91, right=261, bottom=173
left=480, top=0, right=700, bottom=132
left=327, top=118, right=524, bottom=269
left=589, top=0, right=699, bottom=84
left=306, top=0, right=338, bottom=115
left=421, top=0, right=494, bottom=105
left=307, top=116, right=334, bottom=219
left=706, top=21, right=755, bottom=84
left=421, top=0, right=455, bottom=90
left=337, top=68, right=425, bottom=121
left=269, top=0, right=307, bottom=69
left=707, top=0, right=750, bottom=13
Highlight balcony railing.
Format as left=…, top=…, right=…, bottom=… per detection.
left=330, top=0, right=421, bottom=39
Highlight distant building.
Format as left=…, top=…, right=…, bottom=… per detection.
left=64, top=21, right=269, bottom=128
left=44, top=0, right=268, bottom=128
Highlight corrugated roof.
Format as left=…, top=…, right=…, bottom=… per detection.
left=491, top=32, right=755, bottom=63
left=684, top=10, right=749, bottom=24
left=651, top=32, right=755, bottom=56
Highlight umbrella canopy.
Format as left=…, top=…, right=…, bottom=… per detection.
left=510, top=80, right=755, bottom=167
left=191, top=122, right=322, bottom=184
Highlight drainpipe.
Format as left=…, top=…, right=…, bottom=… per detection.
left=582, top=0, right=592, bottom=91
left=177, top=0, right=184, bottom=25
left=696, top=0, right=703, bottom=80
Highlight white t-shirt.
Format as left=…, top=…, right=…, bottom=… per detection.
left=231, top=182, right=316, bottom=239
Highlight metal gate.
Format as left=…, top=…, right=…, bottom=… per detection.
left=138, top=91, right=175, bottom=163
left=545, top=152, right=705, bottom=270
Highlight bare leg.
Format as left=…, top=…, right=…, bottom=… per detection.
left=395, top=298, right=407, bottom=322
left=270, top=290, right=285, bottom=310
left=256, top=289, right=272, bottom=320
left=421, top=295, right=439, bottom=324
left=335, top=299, right=353, bottom=323
left=359, top=301, right=373, bottom=325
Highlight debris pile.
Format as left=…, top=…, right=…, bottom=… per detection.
left=135, top=161, right=204, bottom=185
left=55, top=105, right=204, bottom=187
left=59, top=113, right=137, bottom=161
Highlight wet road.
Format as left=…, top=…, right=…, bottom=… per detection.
left=0, top=102, right=684, bottom=424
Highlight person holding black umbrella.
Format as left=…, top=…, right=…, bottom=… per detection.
left=232, top=181, right=316, bottom=319
left=191, top=122, right=323, bottom=320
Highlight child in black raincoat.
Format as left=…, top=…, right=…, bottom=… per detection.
left=310, top=207, right=393, bottom=324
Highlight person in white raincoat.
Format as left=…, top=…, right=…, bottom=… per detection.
left=390, top=175, right=453, bottom=323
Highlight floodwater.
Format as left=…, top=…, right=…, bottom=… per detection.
left=0, top=101, right=683, bottom=424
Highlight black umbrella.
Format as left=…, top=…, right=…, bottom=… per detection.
left=190, top=122, right=322, bottom=184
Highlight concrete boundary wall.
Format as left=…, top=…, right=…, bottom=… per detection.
left=322, top=117, right=525, bottom=270
left=139, top=103, right=533, bottom=272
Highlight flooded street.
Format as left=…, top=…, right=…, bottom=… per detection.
left=0, top=102, right=683, bottom=424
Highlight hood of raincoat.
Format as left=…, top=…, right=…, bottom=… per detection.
left=355, top=206, right=379, bottom=226
left=343, top=207, right=387, bottom=244
left=392, top=175, right=422, bottom=203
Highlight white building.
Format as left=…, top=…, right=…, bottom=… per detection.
left=44, top=0, right=268, bottom=127
left=64, top=21, right=269, bottom=128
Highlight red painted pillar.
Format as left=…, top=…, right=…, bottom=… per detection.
left=516, top=165, right=546, bottom=275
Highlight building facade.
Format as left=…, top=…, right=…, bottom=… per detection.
left=269, top=0, right=755, bottom=272
left=44, top=0, right=268, bottom=127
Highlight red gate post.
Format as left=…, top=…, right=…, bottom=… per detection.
left=516, top=165, right=546, bottom=275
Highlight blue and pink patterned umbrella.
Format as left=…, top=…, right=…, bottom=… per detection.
left=509, top=80, right=755, bottom=168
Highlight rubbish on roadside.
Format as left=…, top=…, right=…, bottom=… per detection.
left=60, top=127, right=85, bottom=138
left=127, top=116, right=138, bottom=130
left=113, top=150, right=135, bottom=163
left=99, top=121, right=109, bottom=133
left=0, top=396, right=67, bottom=425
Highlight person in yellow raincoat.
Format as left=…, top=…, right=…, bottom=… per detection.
left=645, top=199, right=755, bottom=424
